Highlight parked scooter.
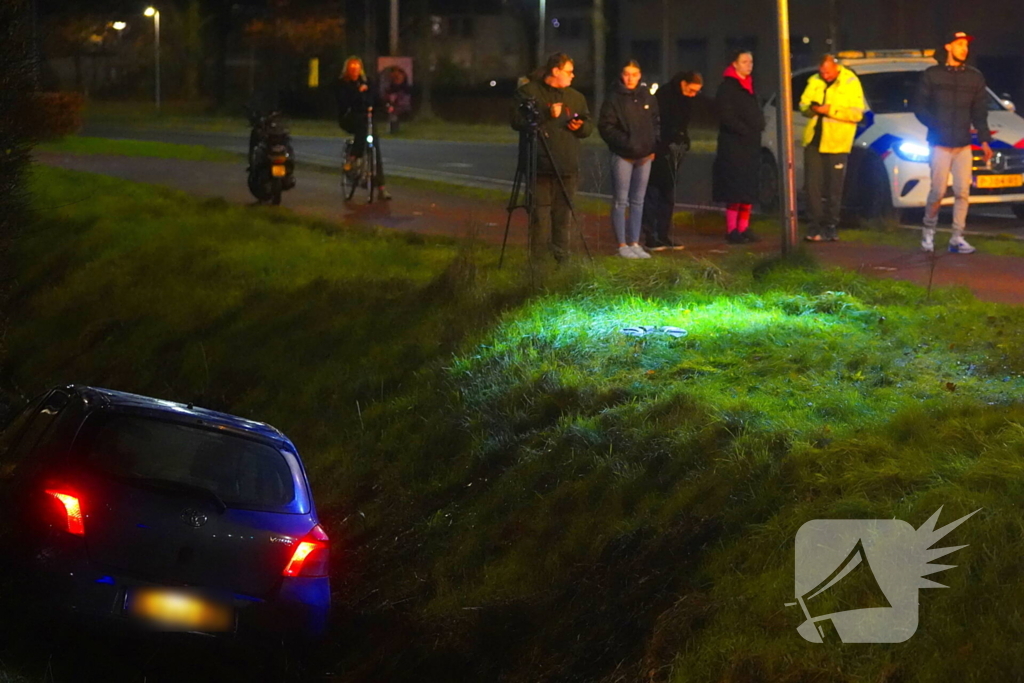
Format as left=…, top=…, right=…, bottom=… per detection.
left=247, top=110, right=295, bottom=205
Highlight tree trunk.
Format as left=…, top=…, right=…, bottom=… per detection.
left=593, top=0, right=606, bottom=108
left=182, top=0, right=201, bottom=101
left=413, top=0, right=434, bottom=119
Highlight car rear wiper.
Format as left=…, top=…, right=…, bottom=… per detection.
left=126, top=477, right=228, bottom=513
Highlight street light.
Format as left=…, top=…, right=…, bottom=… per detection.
left=145, top=6, right=161, bottom=112
left=112, top=21, right=127, bottom=31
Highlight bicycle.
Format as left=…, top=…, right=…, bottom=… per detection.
left=340, top=106, right=378, bottom=203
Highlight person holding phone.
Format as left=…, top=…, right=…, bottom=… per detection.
left=598, top=60, right=660, bottom=258
left=511, top=52, right=593, bottom=264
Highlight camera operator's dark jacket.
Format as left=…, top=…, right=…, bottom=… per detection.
left=913, top=64, right=992, bottom=148
left=598, top=81, right=660, bottom=159
left=511, top=79, right=594, bottom=176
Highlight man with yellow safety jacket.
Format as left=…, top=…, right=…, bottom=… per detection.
left=798, top=54, right=866, bottom=241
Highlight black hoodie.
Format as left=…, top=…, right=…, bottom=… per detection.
left=656, top=72, right=697, bottom=151
left=598, top=81, right=660, bottom=159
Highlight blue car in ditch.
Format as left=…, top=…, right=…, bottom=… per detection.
left=0, top=385, right=330, bottom=639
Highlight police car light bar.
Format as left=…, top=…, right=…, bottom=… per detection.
left=837, top=49, right=936, bottom=59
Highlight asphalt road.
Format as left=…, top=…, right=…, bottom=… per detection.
left=81, top=125, right=1022, bottom=232
left=82, top=124, right=719, bottom=207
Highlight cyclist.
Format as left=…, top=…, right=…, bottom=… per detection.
left=337, top=56, right=391, bottom=201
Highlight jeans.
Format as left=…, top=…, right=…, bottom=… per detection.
left=610, top=153, right=653, bottom=245
left=641, top=143, right=685, bottom=246
left=923, top=145, right=972, bottom=238
left=530, top=174, right=577, bottom=263
left=804, top=146, right=849, bottom=238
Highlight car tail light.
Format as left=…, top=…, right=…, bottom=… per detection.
left=282, top=524, right=329, bottom=577
left=45, top=489, right=85, bottom=536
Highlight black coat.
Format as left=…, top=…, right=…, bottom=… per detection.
left=598, top=81, right=660, bottom=159
left=712, top=76, right=765, bottom=205
left=913, top=64, right=992, bottom=148
left=337, top=77, right=375, bottom=131
left=656, top=73, right=696, bottom=151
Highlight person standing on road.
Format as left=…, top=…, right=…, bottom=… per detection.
left=599, top=60, right=660, bottom=259
left=713, top=50, right=765, bottom=244
left=641, top=71, right=704, bottom=251
left=799, top=54, right=866, bottom=242
left=913, top=31, right=994, bottom=254
left=511, top=52, right=594, bottom=264
left=337, top=56, right=391, bottom=201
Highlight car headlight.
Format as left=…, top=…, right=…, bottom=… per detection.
left=893, top=140, right=931, bottom=163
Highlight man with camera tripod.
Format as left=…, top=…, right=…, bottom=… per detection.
left=511, top=53, right=594, bottom=264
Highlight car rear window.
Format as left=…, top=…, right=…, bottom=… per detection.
left=859, top=71, right=1006, bottom=114
left=82, top=415, right=295, bottom=508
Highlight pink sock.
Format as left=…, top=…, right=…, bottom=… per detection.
left=726, top=206, right=739, bottom=233
left=738, top=204, right=752, bottom=231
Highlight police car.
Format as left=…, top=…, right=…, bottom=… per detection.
left=760, top=50, right=1024, bottom=220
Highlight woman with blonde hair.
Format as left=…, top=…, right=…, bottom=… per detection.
left=337, top=56, right=390, bottom=200
left=598, top=60, right=660, bottom=259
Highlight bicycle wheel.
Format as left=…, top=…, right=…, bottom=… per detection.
left=341, top=140, right=358, bottom=201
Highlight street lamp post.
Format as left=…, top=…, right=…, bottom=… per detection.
left=537, top=0, right=546, bottom=67
left=145, top=6, right=161, bottom=113
left=776, top=0, right=799, bottom=253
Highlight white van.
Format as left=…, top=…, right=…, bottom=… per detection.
left=760, top=50, right=1024, bottom=220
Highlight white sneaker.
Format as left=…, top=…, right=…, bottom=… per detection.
left=921, top=229, right=935, bottom=253
left=948, top=237, right=976, bottom=254
left=618, top=245, right=640, bottom=259
left=629, top=244, right=651, bottom=259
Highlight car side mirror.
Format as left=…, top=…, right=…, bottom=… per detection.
left=1000, top=93, right=1016, bottom=113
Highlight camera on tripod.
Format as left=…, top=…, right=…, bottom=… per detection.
left=517, top=97, right=542, bottom=127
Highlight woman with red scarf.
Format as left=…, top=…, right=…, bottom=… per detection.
left=712, top=50, right=765, bottom=243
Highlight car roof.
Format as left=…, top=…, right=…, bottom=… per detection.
left=838, top=59, right=933, bottom=74
left=69, top=385, right=292, bottom=448
left=794, top=59, right=933, bottom=78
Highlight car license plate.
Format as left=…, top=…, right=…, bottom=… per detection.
left=976, top=174, right=1024, bottom=189
left=129, top=588, right=234, bottom=632
left=271, top=164, right=286, bottom=178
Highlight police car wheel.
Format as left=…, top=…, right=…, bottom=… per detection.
left=1013, top=205, right=1024, bottom=220
left=857, top=153, right=895, bottom=221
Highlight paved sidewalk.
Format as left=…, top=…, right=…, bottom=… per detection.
left=37, top=152, right=1024, bottom=305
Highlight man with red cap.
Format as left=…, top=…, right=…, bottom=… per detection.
left=913, top=31, right=994, bottom=254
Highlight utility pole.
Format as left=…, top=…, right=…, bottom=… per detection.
left=593, top=0, right=605, bottom=108
left=827, top=0, right=838, bottom=51
left=390, top=0, right=399, bottom=55
left=538, top=0, right=546, bottom=67
left=661, top=0, right=670, bottom=83
left=776, top=0, right=798, bottom=253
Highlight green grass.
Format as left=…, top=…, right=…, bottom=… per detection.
left=6, top=165, right=1024, bottom=681
left=36, top=135, right=239, bottom=162
left=843, top=221, right=1024, bottom=257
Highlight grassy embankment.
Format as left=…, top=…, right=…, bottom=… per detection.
left=82, top=100, right=720, bottom=151
left=5, top=165, right=1024, bottom=681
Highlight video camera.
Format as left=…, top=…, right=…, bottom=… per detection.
left=517, top=97, right=543, bottom=126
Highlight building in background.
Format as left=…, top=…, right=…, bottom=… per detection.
left=619, top=0, right=1024, bottom=103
